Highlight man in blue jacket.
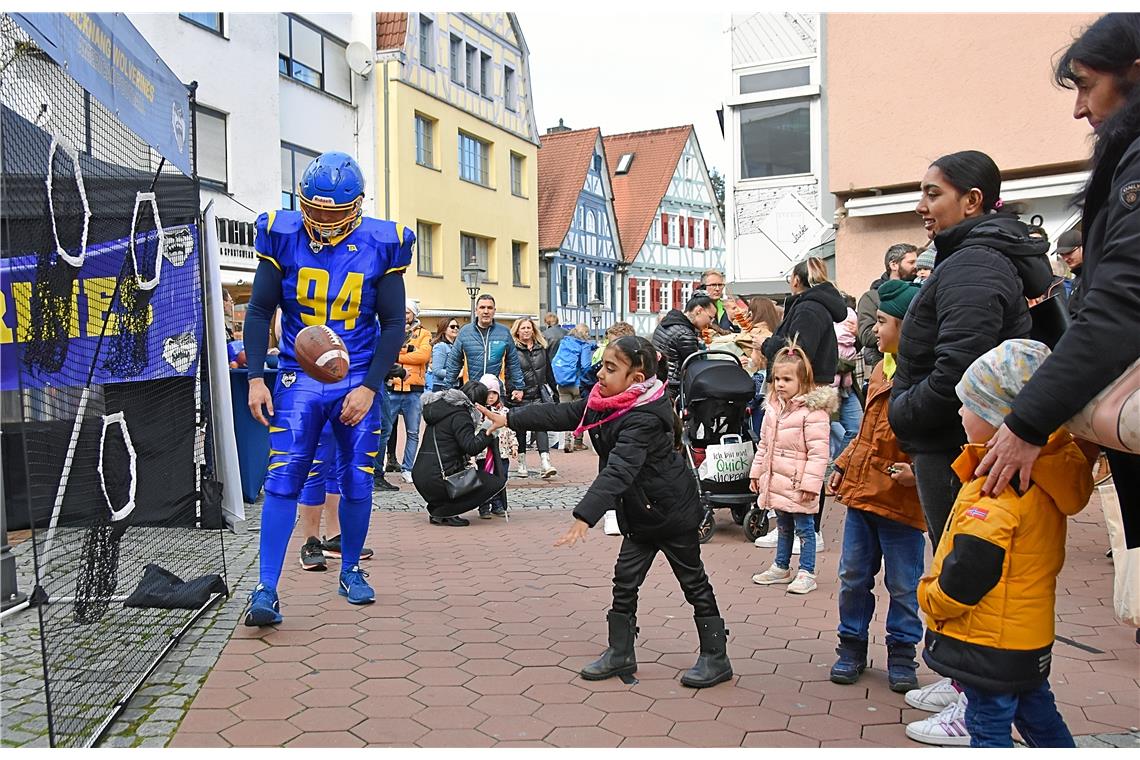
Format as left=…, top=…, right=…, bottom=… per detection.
left=442, top=294, right=525, bottom=400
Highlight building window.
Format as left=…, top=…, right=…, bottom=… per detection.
left=415, top=113, right=435, bottom=168
left=739, top=66, right=810, bottom=95
left=668, top=216, right=678, bottom=248
left=559, top=265, right=569, bottom=306
left=280, top=142, right=320, bottom=210
left=278, top=14, right=351, bottom=101
left=461, top=233, right=490, bottom=282
left=510, top=152, right=524, bottom=196
left=577, top=268, right=589, bottom=307
left=416, top=221, right=435, bottom=275
left=449, top=35, right=463, bottom=84
left=504, top=66, right=516, bottom=111
left=593, top=270, right=604, bottom=305
left=465, top=44, right=478, bottom=90
left=180, top=12, right=223, bottom=35
left=565, top=264, right=577, bottom=307
left=615, top=153, right=634, bottom=174
left=740, top=99, right=811, bottom=179
left=418, top=14, right=434, bottom=69
left=636, top=279, right=649, bottom=313
left=602, top=272, right=613, bottom=308
left=659, top=280, right=671, bottom=312
left=458, top=131, right=490, bottom=187
left=196, top=105, right=228, bottom=189
left=480, top=52, right=492, bottom=97
left=681, top=280, right=693, bottom=306
left=512, top=241, right=524, bottom=286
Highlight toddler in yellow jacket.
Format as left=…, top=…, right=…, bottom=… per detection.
left=918, top=339, right=1094, bottom=748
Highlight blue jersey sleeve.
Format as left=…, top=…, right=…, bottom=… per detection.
left=253, top=212, right=283, bottom=273
left=387, top=224, right=415, bottom=275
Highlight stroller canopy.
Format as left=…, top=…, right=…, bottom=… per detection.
left=682, top=357, right=756, bottom=403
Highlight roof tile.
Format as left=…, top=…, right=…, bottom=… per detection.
left=537, top=128, right=602, bottom=252
left=376, top=13, right=408, bottom=52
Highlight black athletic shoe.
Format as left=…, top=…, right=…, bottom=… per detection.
left=384, top=459, right=402, bottom=473
left=491, top=504, right=507, bottom=517
left=300, top=536, right=327, bottom=571
left=322, top=534, right=374, bottom=561
left=429, top=515, right=470, bottom=527
left=374, top=476, right=398, bottom=492
left=478, top=506, right=493, bottom=519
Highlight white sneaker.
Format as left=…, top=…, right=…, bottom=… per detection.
left=400, top=470, right=413, bottom=485
left=754, top=531, right=779, bottom=548
left=905, top=677, right=960, bottom=712
left=752, top=563, right=794, bottom=585
left=815, top=533, right=825, bottom=553
left=603, top=510, right=620, bottom=536
left=513, top=465, right=529, bottom=478
left=539, top=453, right=557, bottom=479
left=905, top=693, right=971, bottom=747
left=786, top=570, right=817, bottom=594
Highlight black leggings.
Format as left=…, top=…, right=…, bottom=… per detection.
left=612, top=533, right=719, bottom=618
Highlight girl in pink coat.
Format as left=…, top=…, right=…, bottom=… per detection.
left=749, top=344, right=838, bottom=594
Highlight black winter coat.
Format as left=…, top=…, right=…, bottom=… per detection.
left=507, top=392, right=701, bottom=541
left=652, top=309, right=702, bottom=398
left=411, top=390, right=505, bottom=516
left=890, top=214, right=1046, bottom=454
left=513, top=341, right=551, bottom=403
left=762, top=281, right=846, bottom=381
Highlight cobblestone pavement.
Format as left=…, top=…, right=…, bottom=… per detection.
left=3, top=464, right=1137, bottom=747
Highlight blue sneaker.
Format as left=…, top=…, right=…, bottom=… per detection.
left=339, top=564, right=375, bottom=605
left=244, top=584, right=282, bottom=627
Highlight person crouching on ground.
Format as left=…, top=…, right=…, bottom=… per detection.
left=917, top=339, right=1093, bottom=748
left=476, top=374, right=516, bottom=520
left=750, top=343, right=837, bottom=595
left=478, top=336, right=732, bottom=688
left=826, top=280, right=926, bottom=692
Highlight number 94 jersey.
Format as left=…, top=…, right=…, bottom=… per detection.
left=253, top=210, right=414, bottom=374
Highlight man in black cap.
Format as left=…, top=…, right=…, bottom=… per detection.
left=1055, top=229, right=1084, bottom=318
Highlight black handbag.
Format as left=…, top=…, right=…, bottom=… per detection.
left=1028, top=292, right=1070, bottom=349
left=433, top=433, right=482, bottom=500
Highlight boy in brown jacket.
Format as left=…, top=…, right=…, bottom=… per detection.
left=827, top=280, right=926, bottom=692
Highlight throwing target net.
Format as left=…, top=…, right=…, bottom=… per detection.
left=1, top=14, right=227, bottom=747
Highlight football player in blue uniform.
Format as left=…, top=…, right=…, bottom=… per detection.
left=242, top=151, right=412, bottom=626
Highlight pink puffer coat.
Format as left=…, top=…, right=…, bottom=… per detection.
left=750, top=385, right=838, bottom=513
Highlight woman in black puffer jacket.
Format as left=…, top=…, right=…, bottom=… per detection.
left=888, top=150, right=1052, bottom=548
left=510, top=317, right=557, bottom=479
left=762, top=257, right=846, bottom=382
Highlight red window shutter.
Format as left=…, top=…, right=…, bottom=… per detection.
left=677, top=215, right=685, bottom=248
left=673, top=280, right=682, bottom=306
left=704, top=219, right=709, bottom=249
left=650, top=279, right=660, bottom=312
left=628, top=278, right=638, bottom=312
left=688, top=218, right=695, bottom=248
left=661, top=213, right=669, bottom=246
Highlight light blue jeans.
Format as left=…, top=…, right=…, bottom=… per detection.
left=829, top=388, right=863, bottom=462
left=774, top=511, right=816, bottom=574
left=377, top=389, right=422, bottom=472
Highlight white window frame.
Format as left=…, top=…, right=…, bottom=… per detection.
left=458, top=131, right=490, bottom=187
left=510, top=152, right=524, bottom=196
left=461, top=233, right=491, bottom=283
left=465, top=44, right=478, bottom=90
left=480, top=51, right=492, bottom=98
left=602, top=272, right=613, bottom=309
left=504, top=65, right=516, bottom=111
left=449, top=34, right=463, bottom=85
left=278, top=14, right=351, bottom=102
left=416, top=220, right=435, bottom=275
left=195, top=104, right=228, bottom=189
left=659, top=280, right=671, bottom=312
left=636, top=279, right=649, bottom=313
left=565, top=264, right=577, bottom=307
left=681, top=280, right=693, bottom=305
left=414, top=113, right=434, bottom=168
left=587, top=269, right=597, bottom=303
left=668, top=215, right=678, bottom=249
left=418, top=14, right=434, bottom=69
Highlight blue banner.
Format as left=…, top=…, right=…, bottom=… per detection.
left=12, top=13, right=192, bottom=177
left=0, top=224, right=203, bottom=391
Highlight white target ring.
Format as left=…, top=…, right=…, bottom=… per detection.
left=129, top=192, right=166, bottom=291
left=98, top=412, right=138, bottom=523
left=45, top=131, right=91, bottom=267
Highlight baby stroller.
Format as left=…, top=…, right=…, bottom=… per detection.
left=678, top=350, right=770, bottom=544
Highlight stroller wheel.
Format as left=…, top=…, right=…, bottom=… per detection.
left=697, top=509, right=716, bottom=544
left=731, top=506, right=747, bottom=525
left=742, top=506, right=770, bottom=543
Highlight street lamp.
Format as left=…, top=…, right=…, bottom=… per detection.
left=587, top=297, right=604, bottom=343
left=461, top=261, right=485, bottom=322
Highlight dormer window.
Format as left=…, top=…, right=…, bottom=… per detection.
left=615, top=153, right=634, bottom=174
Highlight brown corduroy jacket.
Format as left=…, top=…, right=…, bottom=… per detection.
left=834, top=360, right=925, bottom=531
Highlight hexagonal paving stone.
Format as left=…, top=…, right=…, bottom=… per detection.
left=787, top=714, right=863, bottom=741
left=285, top=731, right=366, bottom=747
left=669, top=719, right=745, bottom=747
left=415, top=729, right=497, bottom=747
left=411, top=685, right=480, bottom=707
left=715, top=705, right=791, bottom=732
left=415, top=705, right=488, bottom=730
left=351, top=678, right=421, bottom=697
left=828, top=699, right=901, bottom=726
left=583, top=690, right=654, bottom=713
left=288, top=706, right=367, bottom=732
left=648, top=697, right=721, bottom=723
left=295, top=688, right=366, bottom=708
left=220, top=719, right=302, bottom=747
left=177, top=708, right=241, bottom=734
left=470, top=694, right=541, bottom=716
left=231, top=696, right=304, bottom=721
left=353, top=695, right=425, bottom=719
left=239, top=678, right=308, bottom=700
left=350, top=717, right=429, bottom=745
left=533, top=702, right=605, bottom=727
left=301, top=668, right=366, bottom=690
left=477, top=714, right=555, bottom=742
left=545, top=725, right=623, bottom=747
left=354, top=660, right=416, bottom=679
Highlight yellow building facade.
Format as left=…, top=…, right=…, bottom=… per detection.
left=375, top=12, right=541, bottom=330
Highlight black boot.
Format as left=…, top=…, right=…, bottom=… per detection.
left=887, top=641, right=919, bottom=693
left=680, top=616, right=733, bottom=688
left=829, top=635, right=868, bottom=684
left=580, top=610, right=637, bottom=681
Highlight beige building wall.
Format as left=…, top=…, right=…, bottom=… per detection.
left=827, top=13, right=1100, bottom=295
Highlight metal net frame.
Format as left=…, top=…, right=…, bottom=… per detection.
left=1, top=14, right=228, bottom=747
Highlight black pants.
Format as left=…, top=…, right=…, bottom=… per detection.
left=1106, top=448, right=1140, bottom=549
left=612, top=533, right=719, bottom=618
left=912, top=450, right=963, bottom=550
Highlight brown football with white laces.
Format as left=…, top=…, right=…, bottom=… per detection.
left=294, top=324, right=350, bottom=383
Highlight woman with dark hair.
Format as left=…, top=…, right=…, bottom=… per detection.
left=510, top=317, right=557, bottom=479
left=429, top=318, right=461, bottom=391
left=411, top=380, right=506, bottom=527
left=652, top=293, right=717, bottom=401
left=977, top=13, right=1140, bottom=547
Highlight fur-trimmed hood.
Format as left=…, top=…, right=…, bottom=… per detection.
left=421, top=388, right=481, bottom=427
left=779, top=384, right=839, bottom=415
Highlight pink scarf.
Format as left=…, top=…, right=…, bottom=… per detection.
left=573, top=378, right=666, bottom=436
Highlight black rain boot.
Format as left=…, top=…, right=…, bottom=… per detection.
left=887, top=641, right=919, bottom=693
left=580, top=610, right=638, bottom=681
left=829, top=635, right=868, bottom=685
left=680, top=616, right=733, bottom=688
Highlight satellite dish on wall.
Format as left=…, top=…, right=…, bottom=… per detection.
left=345, top=42, right=373, bottom=78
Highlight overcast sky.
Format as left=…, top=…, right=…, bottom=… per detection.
left=518, top=12, right=730, bottom=176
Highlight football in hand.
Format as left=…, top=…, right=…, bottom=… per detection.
left=294, top=325, right=349, bottom=383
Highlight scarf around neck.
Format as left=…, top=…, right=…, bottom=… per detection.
left=573, top=378, right=665, bottom=436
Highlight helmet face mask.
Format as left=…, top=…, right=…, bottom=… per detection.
left=298, top=151, right=365, bottom=247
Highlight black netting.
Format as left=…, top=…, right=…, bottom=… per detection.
left=1, top=15, right=228, bottom=747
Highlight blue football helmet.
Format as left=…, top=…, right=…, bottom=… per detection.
left=298, top=151, right=365, bottom=246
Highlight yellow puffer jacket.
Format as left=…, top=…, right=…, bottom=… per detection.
left=918, top=430, right=1093, bottom=692
left=388, top=323, right=432, bottom=392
